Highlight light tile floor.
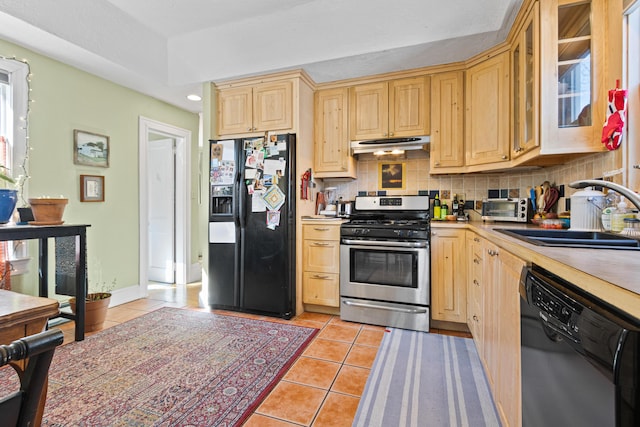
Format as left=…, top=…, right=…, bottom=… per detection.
left=56, top=282, right=469, bottom=426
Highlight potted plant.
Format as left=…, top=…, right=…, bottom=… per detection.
left=28, top=196, right=68, bottom=225
left=0, top=165, right=18, bottom=224
left=69, top=279, right=115, bottom=332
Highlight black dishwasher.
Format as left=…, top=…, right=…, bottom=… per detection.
left=520, top=265, right=640, bottom=427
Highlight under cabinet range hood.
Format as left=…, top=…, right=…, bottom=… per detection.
left=350, top=136, right=430, bottom=155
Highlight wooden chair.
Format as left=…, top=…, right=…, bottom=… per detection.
left=0, top=329, right=64, bottom=427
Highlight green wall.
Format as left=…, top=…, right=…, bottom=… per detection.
left=0, top=38, right=200, bottom=295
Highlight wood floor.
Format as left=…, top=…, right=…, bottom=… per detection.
left=55, top=283, right=470, bottom=426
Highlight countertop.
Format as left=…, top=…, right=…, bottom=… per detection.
left=432, top=221, right=640, bottom=319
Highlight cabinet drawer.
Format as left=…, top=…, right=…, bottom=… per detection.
left=303, top=224, right=341, bottom=240
left=302, top=272, right=340, bottom=307
left=303, top=239, right=340, bottom=272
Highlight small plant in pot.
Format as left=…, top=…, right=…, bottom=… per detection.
left=0, top=166, right=18, bottom=224
left=28, top=196, right=68, bottom=225
left=69, top=279, right=115, bottom=332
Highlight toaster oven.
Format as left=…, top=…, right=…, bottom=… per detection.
left=481, top=198, right=530, bottom=222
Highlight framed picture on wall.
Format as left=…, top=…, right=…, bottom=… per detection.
left=74, top=129, right=110, bottom=167
left=379, top=162, right=406, bottom=190
left=80, top=174, right=105, bottom=202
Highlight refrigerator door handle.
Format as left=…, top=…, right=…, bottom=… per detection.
left=236, top=172, right=244, bottom=228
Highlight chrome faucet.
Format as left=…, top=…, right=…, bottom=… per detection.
left=569, top=180, right=640, bottom=212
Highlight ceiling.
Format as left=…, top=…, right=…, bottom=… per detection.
left=0, top=0, right=524, bottom=113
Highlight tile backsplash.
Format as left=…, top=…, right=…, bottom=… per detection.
left=322, top=149, right=619, bottom=216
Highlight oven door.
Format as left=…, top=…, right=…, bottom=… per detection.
left=339, top=239, right=429, bottom=306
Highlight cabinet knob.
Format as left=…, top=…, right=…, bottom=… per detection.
left=473, top=258, right=480, bottom=264
left=313, top=227, right=329, bottom=231
left=473, top=315, right=479, bottom=321
left=247, top=127, right=252, bottom=131
left=312, top=274, right=330, bottom=280
left=473, top=279, right=480, bottom=286
left=474, top=237, right=480, bottom=242
left=634, top=165, right=640, bottom=169
left=501, top=155, right=508, bottom=160
left=434, top=162, right=441, bottom=166
left=389, top=132, right=394, bottom=136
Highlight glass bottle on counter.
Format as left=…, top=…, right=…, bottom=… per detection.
left=440, top=202, right=449, bottom=219
left=601, top=190, right=620, bottom=231
left=433, top=194, right=441, bottom=219
left=611, top=201, right=634, bottom=233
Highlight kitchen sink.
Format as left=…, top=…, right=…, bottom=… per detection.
left=496, top=228, right=640, bottom=250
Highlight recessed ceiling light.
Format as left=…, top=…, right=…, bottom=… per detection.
left=186, top=94, right=202, bottom=101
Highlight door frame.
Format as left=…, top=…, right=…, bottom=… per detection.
left=139, top=116, right=192, bottom=294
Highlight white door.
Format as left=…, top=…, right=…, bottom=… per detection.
left=148, top=137, right=175, bottom=283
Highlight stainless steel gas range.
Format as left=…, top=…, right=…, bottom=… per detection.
left=339, top=195, right=430, bottom=332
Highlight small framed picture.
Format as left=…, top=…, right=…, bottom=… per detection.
left=74, top=129, right=109, bottom=167
left=80, top=175, right=105, bottom=202
left=379, top=162, right=406, bottom=190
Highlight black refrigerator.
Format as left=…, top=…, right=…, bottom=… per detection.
left=208, top=133, right=295, bottom=319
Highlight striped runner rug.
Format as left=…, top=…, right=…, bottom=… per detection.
left=353, top=328, right=501, bottom=427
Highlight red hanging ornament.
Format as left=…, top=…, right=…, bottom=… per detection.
left=601, top=80, right=627, bottom=151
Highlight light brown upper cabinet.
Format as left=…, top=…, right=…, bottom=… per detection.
left=349, top=76, right=430, bottom=141
left=314, top=87, right=356, bottom=178
left=465, top=51, right=510, bottom=166
left=430, top=71, right=465, bottom=170
left=217, top=81, right=293, bottom=135
left=514, top=0, right=607, bottom=164
left=542, top=0, right=606, bottom=151
left=511, top=1, right=540, bottom=159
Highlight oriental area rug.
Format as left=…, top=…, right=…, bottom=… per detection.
left=353, top=328, right=501, bottom=427
left=0, top=307, right=318, bottom=426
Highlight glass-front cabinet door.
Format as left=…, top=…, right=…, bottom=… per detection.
left=557, top=1, right=592, bottom=128
left=540, top=0, right=606, bottom=154
left=512, top=1, right=539, bottom=158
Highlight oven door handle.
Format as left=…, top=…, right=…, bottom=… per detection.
left=341, top=239, right=428, bottom=248
left=342, top=300, right=428, bottom=314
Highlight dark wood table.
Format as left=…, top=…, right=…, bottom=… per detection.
left=0, top=289, right=60, bottom=427
left=0, top=289, right=60, bottom=344
left=0, top=224, right=90, bottom=341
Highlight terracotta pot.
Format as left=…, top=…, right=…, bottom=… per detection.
left=69, top=293, right=111, bottom=332
left=28, top=198, right=68, bottom=224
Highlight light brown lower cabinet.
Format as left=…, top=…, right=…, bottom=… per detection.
left=466, top=231, right=484, bottom=349
left=431, top=228, right=467, bottom=322
left=302, top=223, right=341, bottom=307
left=478, top=237, right=524, bottom=427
